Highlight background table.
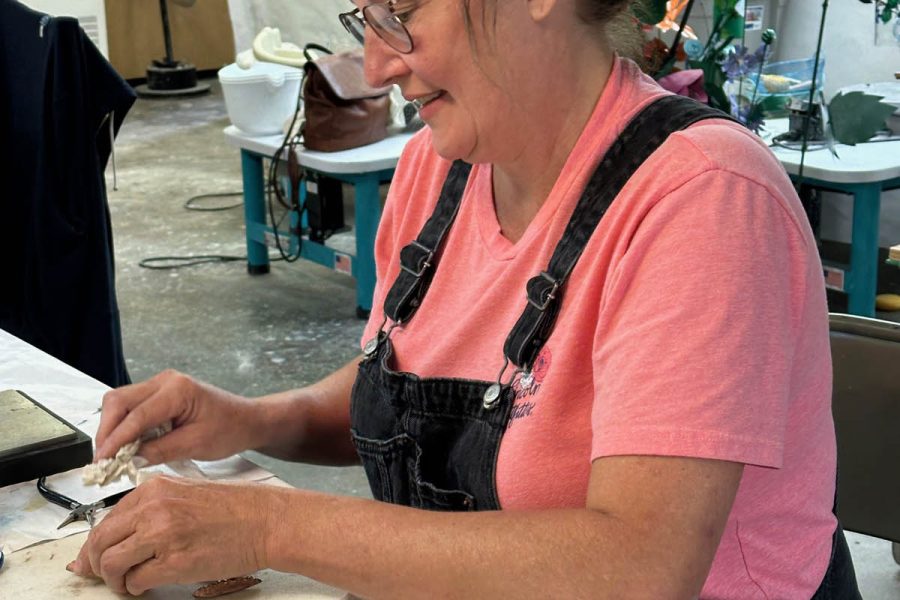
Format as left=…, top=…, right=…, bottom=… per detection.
left=0, top=328, right=346, bottom=598
left=766, top=120, right=900, bottom=317
left=224, top=127, right=413, bottom=317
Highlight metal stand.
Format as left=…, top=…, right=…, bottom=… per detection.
left=134, top=0, right=210, bottom=98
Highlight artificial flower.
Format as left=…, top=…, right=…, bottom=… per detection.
left=658, top=69, right=709, bottom=103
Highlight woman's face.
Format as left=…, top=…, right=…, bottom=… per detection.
left=360, top=0, right=532, bottom=163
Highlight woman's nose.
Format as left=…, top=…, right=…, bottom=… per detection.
left=363, top=28, right=409, bottom=88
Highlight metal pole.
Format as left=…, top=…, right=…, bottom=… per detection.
left=159, top=0, right=175, bottom=65
left=798, top=0, right=828, bottom=184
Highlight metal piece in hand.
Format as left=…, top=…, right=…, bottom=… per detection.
left=193, top=576, right=262, bottom=598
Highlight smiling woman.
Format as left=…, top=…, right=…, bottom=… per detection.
left=69, top=0, right=859, bottom=598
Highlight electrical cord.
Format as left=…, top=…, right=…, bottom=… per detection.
left=184, top=191, right=243, bottom=211
left=265, top=86, right=307, bottom=262
left=139, top=64, right=310, bottom=270
left=138, top=185, right=286, bottom=270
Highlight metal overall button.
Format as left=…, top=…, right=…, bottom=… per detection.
left=482, top=384, right=502, bottom=410
left=363, top=337, right=379, bottom=356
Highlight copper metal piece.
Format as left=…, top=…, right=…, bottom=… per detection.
left=192, top=575, right=262, bottom=598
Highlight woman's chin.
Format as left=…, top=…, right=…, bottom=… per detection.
left=429, top=134, right=478, bottom=164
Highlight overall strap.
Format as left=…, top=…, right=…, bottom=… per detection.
left=503, top=95, right=739, bottom=371
left=383, top=160, right=472, bottom=323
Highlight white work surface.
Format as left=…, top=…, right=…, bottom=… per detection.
left=0, top=328, right=346, bottom=599
left=223, top=125, right=414, bottom=173
left=764, top=118, right=900, bottom=185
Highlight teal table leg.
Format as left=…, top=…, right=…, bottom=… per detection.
left=846, top=183, right=881, bottom=317
left=241, top=150, right=270, bottom=275
left=353, top=175, right=382, bottom=317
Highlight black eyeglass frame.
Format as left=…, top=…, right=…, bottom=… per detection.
left=339, top=3, right=415, bottom=54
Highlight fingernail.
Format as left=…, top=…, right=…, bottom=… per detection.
left=66, top=561, right=75, bottom=572
left=132, top=456, right=150, bottom=469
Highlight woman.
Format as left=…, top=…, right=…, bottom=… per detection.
left=70, top=0, right=859, bottom=597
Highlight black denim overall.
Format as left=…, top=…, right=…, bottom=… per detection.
left=349, top=96, right=860, bottom=597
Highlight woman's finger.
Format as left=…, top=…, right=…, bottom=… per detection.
left=95, top=378, right=163, bottom=453
left=95, top=385, right=186, bottom=462
left=95, top=530, right=157, bottom=595
left=85, top=504, right=139, bottom=577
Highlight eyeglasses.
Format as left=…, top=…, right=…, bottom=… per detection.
left=339, top=2, right=414, bottom=54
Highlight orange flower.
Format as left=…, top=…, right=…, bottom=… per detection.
left=655, top=0, right=697, bottom=40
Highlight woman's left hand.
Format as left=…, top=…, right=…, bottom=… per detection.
left=67, top=476, right=275, bottom=596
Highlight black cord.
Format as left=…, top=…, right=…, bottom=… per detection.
left=184, top=191, right=243, bottom=211
left=138, top=70, right=308, bottom=270
left=138, top=184, right=284, bottom=270
left=265, top=73, right=308, bottom=263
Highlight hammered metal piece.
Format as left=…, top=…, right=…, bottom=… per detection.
left=192, top=575, right=262, bottom=598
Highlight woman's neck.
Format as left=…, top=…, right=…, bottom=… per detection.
left=491, top=47, right=615, bottom=243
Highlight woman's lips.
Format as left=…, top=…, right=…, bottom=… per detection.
left=414, top=91, right=446, bottom=119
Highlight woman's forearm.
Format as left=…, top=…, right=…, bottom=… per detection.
left=261, top=489, right=703, bottom=600
left=250, top=356, right=362, bottom=465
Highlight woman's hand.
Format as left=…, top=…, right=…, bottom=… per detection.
left=67, top=476, right=277, bottom=596
left=94, top=370, right=260, bottom=465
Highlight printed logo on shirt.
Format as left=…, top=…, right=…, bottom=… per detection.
left=508, top=347, right=551, bottom=426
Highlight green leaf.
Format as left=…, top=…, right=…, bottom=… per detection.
left=632, top=0, right=667, bottom=25
left=758, top=95, right=788, bottom=115
left=714, top=0, right=739, bottom=12
left=692, top=59, right=730, bottom=111
left=828, top=91, right=896, bottom=145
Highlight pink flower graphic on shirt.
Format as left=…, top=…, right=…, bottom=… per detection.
left=531, top=347, right=551, bottom=383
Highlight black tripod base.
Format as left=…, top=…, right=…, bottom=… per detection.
left=135, top=60, right=210, bottom=98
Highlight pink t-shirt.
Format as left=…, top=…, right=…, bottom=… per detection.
left=362, top=57, right=836, bottom=598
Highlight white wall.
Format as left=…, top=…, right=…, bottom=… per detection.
left=773, top=1, right=900, bottom=246
left=680, top=1, right=900, bottom=246
left=773, top=1, right=899, bottom=96
left=226, top=0, right=356, bottom=57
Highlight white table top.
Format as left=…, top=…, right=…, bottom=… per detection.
left=224, top=125, right=413, bottom=174
left=764, top=118, right=900, bottom=185
left=0, top=328, right=346, bottom=598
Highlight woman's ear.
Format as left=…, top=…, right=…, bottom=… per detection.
left=527, top=0, right=559, bottom=22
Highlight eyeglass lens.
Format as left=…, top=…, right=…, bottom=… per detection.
left=340, top=4, right=413, bottom=53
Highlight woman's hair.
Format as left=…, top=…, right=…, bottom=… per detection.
left=574, top=0, right=631, bottom=26
left=461, top=0, right=635, bottom=49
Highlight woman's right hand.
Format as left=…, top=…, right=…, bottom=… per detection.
left=93, top=369, right=260, bottom=466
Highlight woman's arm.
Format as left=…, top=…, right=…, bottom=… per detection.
left=251, top=355, right=363, bottom=465
left=93, top=356, right=363, bottom=467
left=74, top=452, right=742, bottom=598
left=263, top=454, right=743, bottom=599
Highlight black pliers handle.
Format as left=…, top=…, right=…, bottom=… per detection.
left=37, top=476, right=132, bottom=529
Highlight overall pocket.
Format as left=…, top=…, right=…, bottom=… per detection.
left=410, top=443, right=477, bottom=511
left=351, top=432, right=414, bottom=505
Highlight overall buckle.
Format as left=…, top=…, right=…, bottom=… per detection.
left=399, top=240, right=435, bottom=278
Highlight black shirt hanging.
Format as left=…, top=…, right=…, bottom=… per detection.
left=0, top=0, right=135, bottom=387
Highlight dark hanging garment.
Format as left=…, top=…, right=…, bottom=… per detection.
left=0, top=0, right=135, bottom=387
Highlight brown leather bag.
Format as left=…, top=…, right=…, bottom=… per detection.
left=302, top=45, right=392, bottom=152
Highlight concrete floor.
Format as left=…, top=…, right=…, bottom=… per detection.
left=106, top=79, right=900, bottom=597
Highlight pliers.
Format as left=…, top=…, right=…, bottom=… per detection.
left=37, top=476, right=131, bottom=529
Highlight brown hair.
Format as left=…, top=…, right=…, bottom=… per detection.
left=460, top=0, right=633, bottom=49
left=574, top=0, right=631, bottom=25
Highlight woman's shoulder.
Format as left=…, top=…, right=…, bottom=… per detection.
left=672, top=119, right=790, bottom=188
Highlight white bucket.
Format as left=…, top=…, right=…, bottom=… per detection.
left=218, top=61, right=303, bottom=136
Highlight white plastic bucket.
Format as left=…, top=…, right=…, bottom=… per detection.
left=218, top=61, right=303, bottom=136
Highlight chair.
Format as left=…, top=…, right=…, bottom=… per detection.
left=829, top=313, right=900, bottom=564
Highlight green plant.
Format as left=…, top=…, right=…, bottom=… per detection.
left=633, top=0, right=779, bottom=131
